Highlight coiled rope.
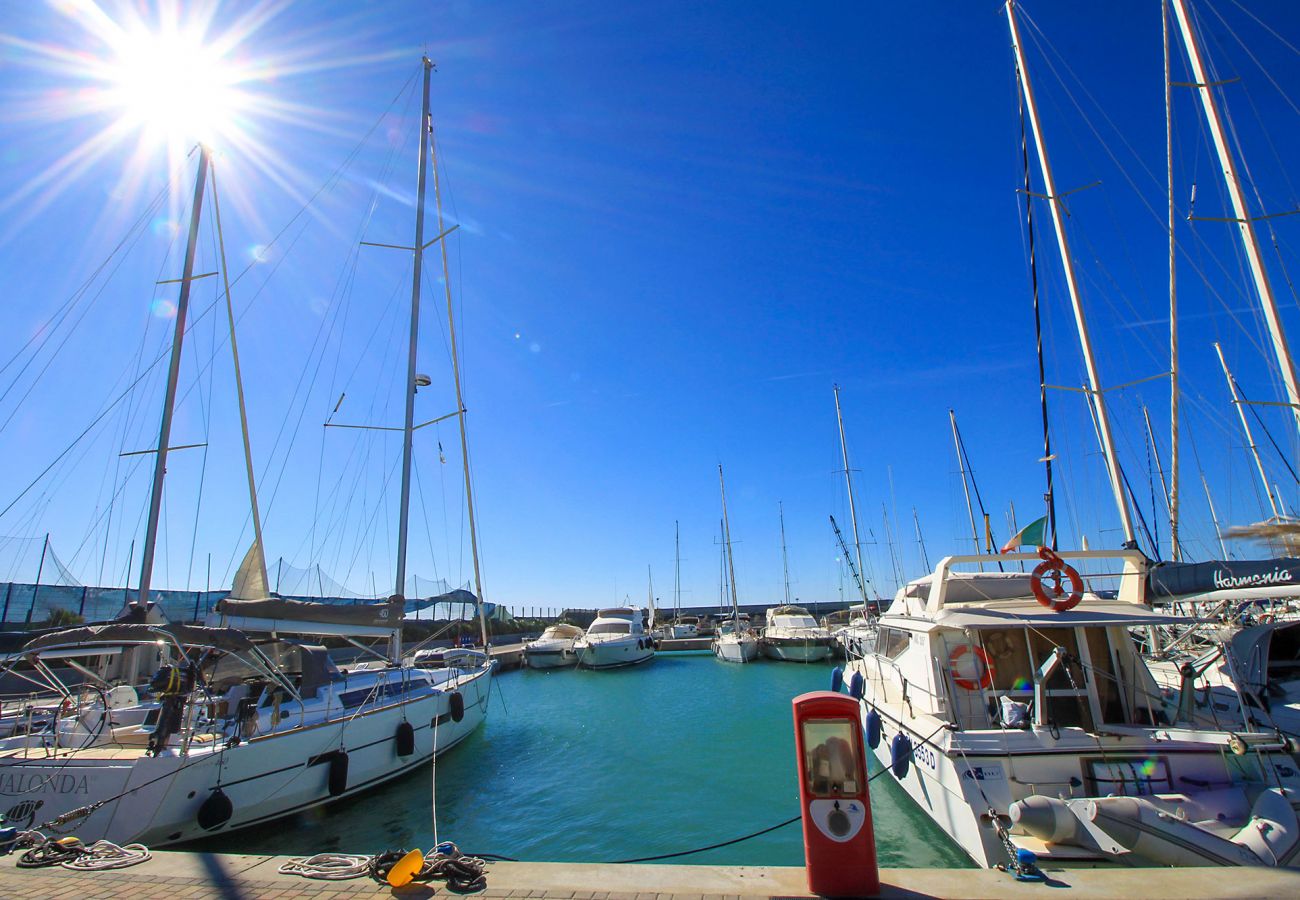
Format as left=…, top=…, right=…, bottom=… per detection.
left=279, top=842, right=488, bottom=892
left=60, top=840, right=151, bottom=871
left=277, top=853, right=373, bottom=880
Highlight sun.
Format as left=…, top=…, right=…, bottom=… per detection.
left=105, top=25, right=245, bottom=150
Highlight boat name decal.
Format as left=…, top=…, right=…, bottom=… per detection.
left=0, top=772, right=90, bottom=796
left=913, top=743, right=937, bottom=770
left=1212, top=567, right=1294, bottom=589
left=961, top=765, right=1004, bottom=782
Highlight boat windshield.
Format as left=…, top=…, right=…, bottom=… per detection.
left=588, top=622, right=631, bottom=635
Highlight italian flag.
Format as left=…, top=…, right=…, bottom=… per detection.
left=1000, top=515, right=1047, bottom=553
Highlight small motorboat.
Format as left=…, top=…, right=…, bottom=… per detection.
left=760, top=605, right=834, bottom=662
left=522, top=623, right=584, bottom=669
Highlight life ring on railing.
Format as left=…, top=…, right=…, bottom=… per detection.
left=948, top=645, right=994, bottom=691
left=1030, top=547, right=1084, bottom=612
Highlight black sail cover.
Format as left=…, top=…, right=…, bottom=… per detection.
left=214, top=595, right=405, bottom=627
left=1146, top=558, right=1300, bottom=600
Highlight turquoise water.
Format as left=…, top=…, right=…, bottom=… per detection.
left=192, top=652, right=971, bottom=867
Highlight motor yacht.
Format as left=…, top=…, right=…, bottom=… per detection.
left=841, top=549, right=1300, bottom=870
left=522, top=623, right=584, bottom=669
left=573, top=607, right=655, bottom=669
left=760, top=605, right=834, bottom=662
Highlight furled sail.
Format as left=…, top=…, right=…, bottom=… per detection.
left=230, top=540, right=270, bottom=601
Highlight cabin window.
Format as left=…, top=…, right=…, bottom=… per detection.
left=877, top=628, right=911, bottom=659
left=588, top=622, right=631, bottom=635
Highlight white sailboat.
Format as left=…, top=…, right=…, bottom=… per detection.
left=713, top=465, right=759, bottom=663
left=0, top=58, right=493, bottom=846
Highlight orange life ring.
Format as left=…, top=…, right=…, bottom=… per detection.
left=949, top=644, right=994, bottom=691
left=1031, top=547, right=1084, bottom=612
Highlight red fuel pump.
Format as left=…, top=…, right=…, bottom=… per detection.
left=792, top=690, right=879, bottom=898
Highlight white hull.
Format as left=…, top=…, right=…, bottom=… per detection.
left=713, top=634, right=760, bottom=663
left=761, top=637, right=832, bottom=662
left=574, top=636, right=654, bottom=669
left=523, top=648, right=577, bottom=669
left=848, top=667, right=1300, bottom=868
left=0, top=667, right=490, bottom=846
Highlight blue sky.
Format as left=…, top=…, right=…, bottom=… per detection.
left=2, top=0, right=1300, bottom=613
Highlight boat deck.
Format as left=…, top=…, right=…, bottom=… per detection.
left=2, top=851, right=1298, bottom=898
left=0, top=744, right=151, bottom=760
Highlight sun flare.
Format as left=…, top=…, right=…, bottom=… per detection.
left=105, top=26, right=245, bottom=149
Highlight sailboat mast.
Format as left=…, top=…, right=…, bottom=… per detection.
left=718, top=465, right=741, bottom=618
left=1164, top=0, right=1181, bottom=560
left=210, top=162, right=268, bottom=593
left=138, top=146, right=210, bottom=606
left=1171, top=0, right=1300, bottom=438
left=833, top=385, right=869, bottom=604
left=1007, top=0, right=1137, bottom=547
left=1214, top=342, right=1279, bottom=518
left=395, top=58, right=433, bottom=606
left=779, top=501, right=792, bottom=605
left=427, top=68, right=491, bottom=648
left=949, top=409, right=981, bottom=555
left=673, top=520, right=681, bottom=620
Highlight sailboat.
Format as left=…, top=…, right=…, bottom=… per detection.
left=713, top=465, right=759, bottom=663
left=0, top=58, right=493, bottom=847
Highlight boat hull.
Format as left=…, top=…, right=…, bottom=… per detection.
left=0, top=667, right=491, bottom=847
left=522, top=645, right=577, bottom=669
left=574, top=637, right=654, bottom=669
left=847, top=682, right=1300, bottom=869
left=713, top=635, right=760, bottom=663
left=761, top=637, right=832, bottom=662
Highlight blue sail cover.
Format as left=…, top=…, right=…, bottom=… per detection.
left=1146, top=558, right=1300, bottom=600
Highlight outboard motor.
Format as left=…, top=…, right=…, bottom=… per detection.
left=147, top=664, right=196, bottom=756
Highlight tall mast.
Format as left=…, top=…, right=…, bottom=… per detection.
left=1214, top=342, right=1279, bottom=519
left=718, top=465, right=741, bottom=619
left=949, top=409, right=981, bottom=555
left=1164, top=0, right=1181, bottom=560
left=210, top=161, right=269, bottom=594
left=832, top=385, right=869, bottom=604
left=394, top=59, right=433, bottom=606
left=1171, top=0, right=1300, bottom=438
left=779, top=501, right=792, bottom=605
left=138, top=146, right=210, bottom=606
left=1007, top=0, right=1137, bottom=547
left=673, top=521, right=681, bottom=620
left=428, top=65, right=491, bottom=648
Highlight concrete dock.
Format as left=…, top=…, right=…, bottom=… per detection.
left=2, top=851, right=1298, bottom=898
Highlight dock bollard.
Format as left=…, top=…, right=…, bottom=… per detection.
left=792, top=690, right=879, bottom=897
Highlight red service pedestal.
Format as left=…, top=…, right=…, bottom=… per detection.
left=792, top=690, right=879, bottom=898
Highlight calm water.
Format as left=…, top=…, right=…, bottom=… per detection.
left=191, top=652, right=971, bottom=867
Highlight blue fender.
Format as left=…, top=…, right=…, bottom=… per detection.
left=865, top=709, right=882, bottom=749
left=848, top=671, right=865, bottom=700
left=890, top=732, right=913, bottom=779
left=830, top=667, right=844, bottom=693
